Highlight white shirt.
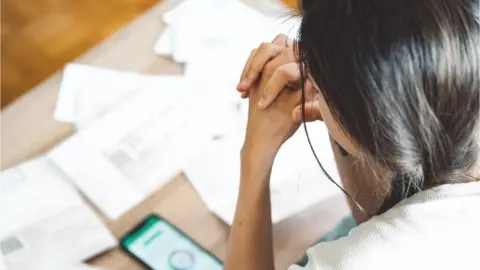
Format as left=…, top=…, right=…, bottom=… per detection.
left=289, top=182, right=480, bottom=270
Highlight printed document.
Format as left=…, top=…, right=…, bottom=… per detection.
left=0, top=157, right=116, bottom=270
left=49, top=89, right=211, bottom=219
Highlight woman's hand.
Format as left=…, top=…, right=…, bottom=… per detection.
left=237, top=34, right=322, bottom=123
left=237, top=34, right=295, bottom=95
left=242, top=70, right=302, bottom=170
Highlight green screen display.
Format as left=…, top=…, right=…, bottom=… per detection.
left=122, top=216, right=222, bottom=270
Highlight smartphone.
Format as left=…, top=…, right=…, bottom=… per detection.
left=121, top=214, right=223, bottom=270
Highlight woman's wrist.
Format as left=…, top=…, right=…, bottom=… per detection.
left=240, top=143, right=277, bottom=186
left=241, top=142, right=277, bottom=169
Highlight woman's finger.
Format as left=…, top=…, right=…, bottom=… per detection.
left=237, top=49, right=258, bottom=92
left=237, top=43, right=283, bottom=91
left=258, top=62, right=301, bottom=108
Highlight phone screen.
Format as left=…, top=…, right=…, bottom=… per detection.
left=121, top=215, right=223, bottom=270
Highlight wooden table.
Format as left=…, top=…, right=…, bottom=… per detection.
left=0, top=0, right=349, bottom=268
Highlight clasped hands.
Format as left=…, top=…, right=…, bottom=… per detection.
left=237, top=35, right=322, bottom=171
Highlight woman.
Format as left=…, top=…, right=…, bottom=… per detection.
left=224, top=0, right=479, bottom=269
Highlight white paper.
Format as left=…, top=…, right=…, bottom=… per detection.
left=155, top=0, right=301, bottom=62
left=49, top=89, right=211, bottom=219
left=55, top=63, right=185, bottom=129
left=183, top=45, right=250, bottom=138
left=185, top=122, right=341, bottom=224
left=156, top=0, right=274, bottom=63
left=153, top=27, right=172, bottom=55
left=0, top=157, right=117, bottom=270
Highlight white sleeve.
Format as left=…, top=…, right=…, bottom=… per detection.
left=289, top=186, right=480, bottom=270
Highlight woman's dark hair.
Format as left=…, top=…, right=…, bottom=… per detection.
left=297, top=0, right=479, bottom=213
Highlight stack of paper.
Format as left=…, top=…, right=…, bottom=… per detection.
left=0, top=158, right=116, bottom=270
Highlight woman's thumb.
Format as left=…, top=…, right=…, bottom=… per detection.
left=292, top=101, right=323, bottom=122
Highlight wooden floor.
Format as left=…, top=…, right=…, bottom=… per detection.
left=1, top=0, right=161, bottom=108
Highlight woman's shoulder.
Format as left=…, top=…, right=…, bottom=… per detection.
left=290, top=182, right=480, bottom=270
